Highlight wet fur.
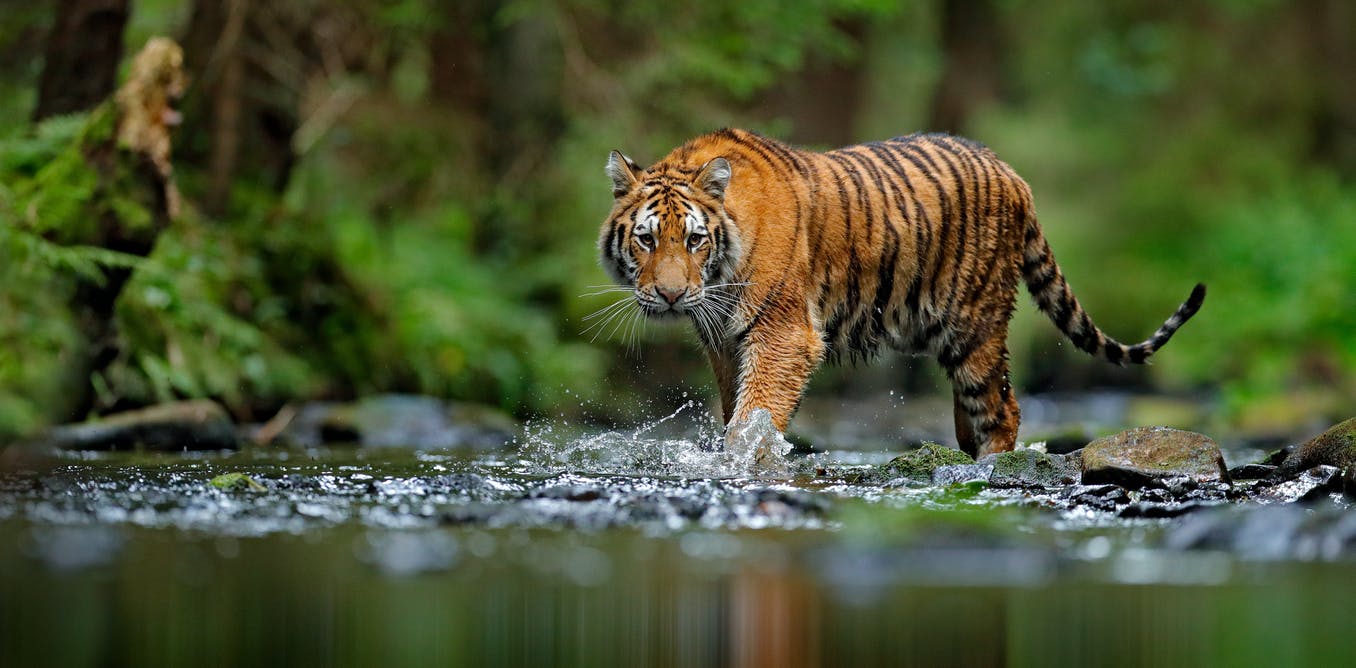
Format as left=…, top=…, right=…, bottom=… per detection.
left=600, top=129, right=1205, bottom=457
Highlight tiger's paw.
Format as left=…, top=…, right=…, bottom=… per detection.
left=725, top=409, right=792, bottom=477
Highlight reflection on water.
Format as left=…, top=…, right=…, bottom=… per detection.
left=3, top=523, right=1354, bottom=666
left=1, top=403, right=1354, bottom=666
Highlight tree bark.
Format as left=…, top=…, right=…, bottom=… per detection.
left=928, top=0, right=1005, bottom=134
left=33, top=0, right=129, bottom=121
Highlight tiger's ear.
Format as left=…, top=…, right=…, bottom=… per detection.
left=696, top=157, right=732, bottom=200
left=606, top=150, right=641, bottom=198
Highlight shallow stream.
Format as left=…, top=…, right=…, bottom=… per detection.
left=2, top=398, right=1353, bottom=666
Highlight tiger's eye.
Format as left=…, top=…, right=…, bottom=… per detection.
left=687, top=234, right=706, bottom=251
left=635, top=232, right=655, bottom=249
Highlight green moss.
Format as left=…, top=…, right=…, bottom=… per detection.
left=989, top=449, right=1081, bottom=488
left=879, top=442, right=974, bottom=482
left=210, top=472, right=266, bottom=492
left=1282, top=417, right=1356, bottom=475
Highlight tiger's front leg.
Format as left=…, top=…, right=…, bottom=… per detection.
left=727, top=317, right=825, bottom=433
left=720, top=317, right=822, bottom=474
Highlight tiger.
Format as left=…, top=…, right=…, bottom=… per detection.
left=598, top=128, right=1205, bottom=458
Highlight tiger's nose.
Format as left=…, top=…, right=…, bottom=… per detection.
left=657, top=287, right=686, bottom=305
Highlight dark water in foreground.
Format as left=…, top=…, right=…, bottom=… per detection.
left=2, top=416, right=1354, bottom=667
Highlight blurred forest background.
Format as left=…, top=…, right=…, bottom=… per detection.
left=1, top=0, right=1353, bottom=441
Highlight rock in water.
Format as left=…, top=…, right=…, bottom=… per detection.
left=932, top=463, right=995, bottom=486
left=1278, top=417, right=1356, bottom=477
left=42, top=400, right=237, bottom=451
left=988, top=449, right=1081, bottom=488
left=1227, top=463, right=1278, bottom=481
left=1255, top=466, right=1343, bottom=503
left=880, top=443, right=973, bottom=483
left=1081, top=427, right=1228, bottom=488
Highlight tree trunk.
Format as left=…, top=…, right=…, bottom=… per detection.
left=62, top=39, right=186, bottom=418
left=1303, top=0, right=1356, bottom=172
left=180, top=0, right=316, bottom=215
left=430, top=2, right=564, bottom=255
left=927, top=0, right=1005, bottom=134
left=33, top=0, right=129, bottom=121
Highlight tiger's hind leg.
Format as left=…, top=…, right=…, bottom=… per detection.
left=943, top=333, right=1021, bottom=459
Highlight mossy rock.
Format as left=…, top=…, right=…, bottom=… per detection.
left=210, top=472, right=265, bottom=492
left=879, top=442, right=973, bottom=483
left=1081, top=427, right=1228, bottom=487
left=1279, top=417, right=1356, bottom=477
left=988, top=449, right=1080, bottom=488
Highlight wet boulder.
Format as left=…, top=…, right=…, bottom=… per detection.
left=42, top=400, right=237, bottom=451
left=986, top=449, right=1081, bottom=488
left=1254, top=465, right=1344, bottom=504
left=1066, top=484, right=1130, bottom=512
left=1227, top=463, right=1278, bottom=481
left=879, top=443, right=973, bottom=483
left=1277, top=417, right=1356, bottom=477
left=1081, top=427, right=1228, bottom=488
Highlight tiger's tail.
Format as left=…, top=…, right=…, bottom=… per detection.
left=1019, top=207, right=1205, bottom=365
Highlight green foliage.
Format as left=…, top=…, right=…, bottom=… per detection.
left=105, top=215, right=321, bottom=409
left=285, top=102, right=607, bottom=412
left=2, top=0, right=1353, bottom=437
left=0, top=114, right=109, bottom=434
left=1174, top=175, right=1356, bottom=409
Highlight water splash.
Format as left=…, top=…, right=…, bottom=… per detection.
left=517, top=402, right=791, bottom=478
left=723, top=409, right=793, bottom=476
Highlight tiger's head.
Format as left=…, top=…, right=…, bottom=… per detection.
left=599, top=151, right=741, bottom=320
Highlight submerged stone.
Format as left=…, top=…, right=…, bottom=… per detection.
left=1278, top=417, right=1356, bottom=477
left=987, top=449, right=1080, bottom=488
left=1118, top=500, right=1217, bottom=519
left=1228, top=463, right=1278, bottom=481
left=932, top=463, right=994, bottom=486
left=1160, top=477, right=1232, bottom=502
left=42, top=400, right=237, bottom=451
left=880, top=443, right=973, bottom=483
left=1081, top=427, right=1228, bottom=488
left=1255, top=465, right=1343, bottom=504
left=1066, top=484, right=1130, bottom=512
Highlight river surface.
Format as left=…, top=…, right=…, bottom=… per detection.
left=1, top=397, right=1353, bottom=666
